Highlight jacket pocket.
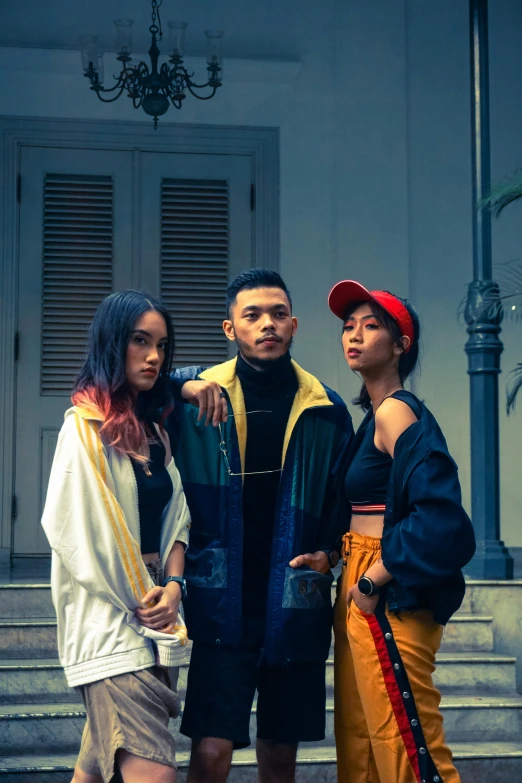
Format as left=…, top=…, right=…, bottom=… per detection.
left=185, top=546, right=228, bottom=589
left=282, top=567, right=333, bottom=609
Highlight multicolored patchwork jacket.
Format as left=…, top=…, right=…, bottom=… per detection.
left=168, top=357, right=353, bottom=665
left=41, top=406, right=191, bottom=687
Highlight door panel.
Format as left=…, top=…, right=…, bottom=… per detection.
left=140, top=152, right=252, bottom=365
left=14, top=146, right=134, bottom=555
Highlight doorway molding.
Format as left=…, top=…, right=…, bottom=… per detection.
left=0, top=116, right=279, bottom=573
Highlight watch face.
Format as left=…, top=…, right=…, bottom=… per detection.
left=358, top=577, right=372, bottom=596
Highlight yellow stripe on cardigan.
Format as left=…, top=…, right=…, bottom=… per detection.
left=85, top=418, right=151, bottom=603
left=73, top=408, right=150, bottom=600
left=173, top=624, right=189, bottom=645
left=75, top=415, right=142, bottom=604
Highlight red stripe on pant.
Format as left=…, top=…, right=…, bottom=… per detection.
left=363, top=611, right=422, bottom=783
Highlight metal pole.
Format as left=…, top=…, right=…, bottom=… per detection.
left=464, top=0, right=513, bottom=578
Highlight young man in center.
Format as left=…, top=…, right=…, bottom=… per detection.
left=168, top=269, right=353, bottom=783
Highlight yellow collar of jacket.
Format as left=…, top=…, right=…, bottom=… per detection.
left=199, top=357, right=333, bottom=475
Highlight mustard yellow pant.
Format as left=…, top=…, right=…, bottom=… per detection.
left=334, top=531, right=460, bottom=783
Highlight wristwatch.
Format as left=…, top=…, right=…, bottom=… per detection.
left=163, top=576, right=188, bottom=601
left=357, top=574, right=381, bottom=597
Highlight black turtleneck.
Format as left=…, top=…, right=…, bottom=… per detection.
left=236, top=352, right=299, bottom=619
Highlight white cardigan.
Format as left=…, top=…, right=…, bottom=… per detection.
left=41, top=406, right=191, bottom=687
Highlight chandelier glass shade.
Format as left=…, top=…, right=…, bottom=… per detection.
left=79, top=0, right=223, bottom=129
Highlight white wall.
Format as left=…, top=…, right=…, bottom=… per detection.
left=488, top=0, right=522, bottom=548
left=1, top=0, right=522, bottom=543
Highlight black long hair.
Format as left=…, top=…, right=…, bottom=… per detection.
left=72, top=290, right=175, bottom=456
left=345, top=296, right=420, bottom=412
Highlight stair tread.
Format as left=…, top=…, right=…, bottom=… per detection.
left=0, top=657, right=192, bottom=670
left=435, top=652, right=516, bottom=662
left=0, top=619, right=56, bottom=627
left=451, top=741, right=522, bottom=758
left=4, top=742, right=522, bottom=771
left=447, top=615, right=493, bottom=622
left=4, top=692, right=522, bottom=720
left=441, top=694, right=522, bottom=708
left=0, top=652, right=514, bottom=671
left=0, top=584, right=51, bottom=589
left=0, top=658, right=62, bottom=669
left=0, top=703, right=86, bottom=718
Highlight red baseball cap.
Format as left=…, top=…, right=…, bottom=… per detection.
left=328, top=280, right=415, bottom=352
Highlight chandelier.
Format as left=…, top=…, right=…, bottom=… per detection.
left=79, top=0, right=224, bottom=129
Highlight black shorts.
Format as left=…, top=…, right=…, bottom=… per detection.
left=180, top=619, right=326, bottom=748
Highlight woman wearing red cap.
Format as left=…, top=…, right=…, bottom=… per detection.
left=327, top=281, right=475, bottom=783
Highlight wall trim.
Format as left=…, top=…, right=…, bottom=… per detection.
left=0, top=116, right=280, bottom=567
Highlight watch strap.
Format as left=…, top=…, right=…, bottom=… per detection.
left=162, top=575, right=187, bottom=600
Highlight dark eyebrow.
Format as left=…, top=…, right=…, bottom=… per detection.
left=132, top=329, right=169, bottom=340
left=241, top=303, right=290, bottom=314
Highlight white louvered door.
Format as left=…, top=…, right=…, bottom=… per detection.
left=14, top=146, right=254, bottom=558
left=14, top=146, right=134, bottom=555
left=139, top=152, right=252, bottom=366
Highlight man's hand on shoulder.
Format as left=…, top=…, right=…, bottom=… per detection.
left=181, top=380, right=228, bottom=427
left=374, top=397, right=418, bottom=457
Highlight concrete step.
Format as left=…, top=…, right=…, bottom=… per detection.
left=0, top=704, right=86, bottom=756
left=0, top=586, right=54, bottom=620
left=0, top=621, right=57, bottom=660
left=0, top=613, right=496, bottom=662
left=0, top=583, right=484, bottom=654
left=441, top=694, right=522, bottom=742
left=457, top=588, right=473, bottom=615
left=3, top=647, right=514, bottom=707
left=4, top=693, right=522, bottom=756
left=440, top=615, right=494, bottom=652
left=433, top=652, right=517, bottom=694
left=0, top=660, right=81, bottom=705
left=2, top=743, right=522, bottom=783
left=0, top=658, right=190, bottom=705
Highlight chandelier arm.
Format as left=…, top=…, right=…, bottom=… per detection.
left=132, top=95, right=144, bottom=108
left=183, top=75, right=214, bottom=90
left=166, top=71, right=187, bottom=90
left=167, top=94, right=184, bottom=109
left=92, top=84, right=128, bottom=103
left=185, top=83, right=219, bottom=100
left=91, top=75, right=129, bottom=95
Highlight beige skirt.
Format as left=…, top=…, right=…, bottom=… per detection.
left=76, top=560, right=181, bottom=782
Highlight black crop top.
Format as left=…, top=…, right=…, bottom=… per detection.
left=344, top=417, right=392, bottom=515
left=131, top=440, right=174, bottom=554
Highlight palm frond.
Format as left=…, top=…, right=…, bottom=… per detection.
left=482, top=173, right=522, bottom=219
left=457, top=283, right=503, bottom=325
left=506, top=363, right=522, bottom=414
left=495, top=259, right=522, bottom=322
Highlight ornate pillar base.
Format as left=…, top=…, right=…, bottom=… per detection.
left=465, top=539, right=514, bottom=580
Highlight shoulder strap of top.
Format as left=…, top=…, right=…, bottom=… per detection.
left=389, top=389, right=422, bottom=420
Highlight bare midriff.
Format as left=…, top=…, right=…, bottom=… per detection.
left=142, top=551, right=161, bottom=564
left=350, top=514, right=384, bottom=539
